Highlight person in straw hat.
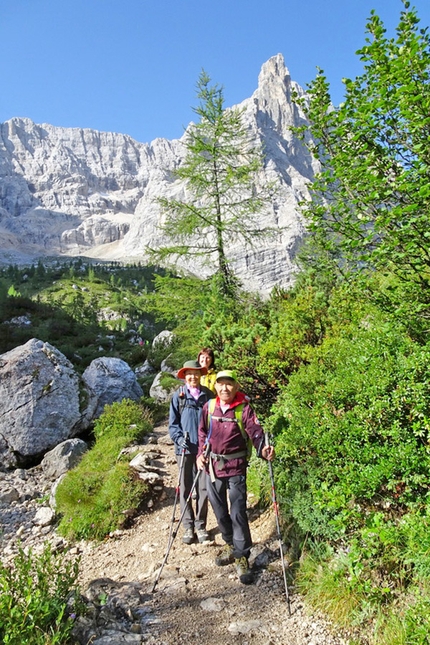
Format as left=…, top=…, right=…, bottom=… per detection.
left=169, top=360, right=215, bottom=544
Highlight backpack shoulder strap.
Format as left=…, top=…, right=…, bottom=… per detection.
left=233, top=403, right=244, bottom=429
left=178, top=386, right=186, bottom=416
left=236, top=403, right=253, bottom=460
left=208, top=397, right=216, bottom=415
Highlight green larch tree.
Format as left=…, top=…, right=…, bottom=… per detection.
left=149, top=71, right=276, bottom=299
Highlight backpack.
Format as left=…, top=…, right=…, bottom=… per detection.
left=206, top=398, right=253, bottom=461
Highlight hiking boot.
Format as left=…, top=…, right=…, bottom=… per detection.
left=214, top=543, right=234, bottom=566
left=235, top=557, right=253, bottom=585
left=182, top=527, right=195, bottom=544
left=196, top=528, right=210, bottom=543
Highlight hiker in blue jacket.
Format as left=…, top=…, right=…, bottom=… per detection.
left=169, top=360, right=215, bottom=544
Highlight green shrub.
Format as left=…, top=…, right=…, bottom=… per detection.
left=271, top=316, right=430, bottom=540
left=296, top=544, right=362, bottom=630
left=297, top=539, right=430, bottom=645
left=56, top=399, right=153, bottom=540
left=268, top=300, right=430, bottom=640
left=246, top=452, right=271, bottom=505
left=139, top=396, right=170, bottom=423
left=0, top=543, right=81, bottom=645
left=158, top=372, right=180, bottom=391
left=399, top=595, right=430, bottom=645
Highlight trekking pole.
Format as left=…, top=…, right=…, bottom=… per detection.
left=151, top=443, right=210, bottom=593
left=166, top=432, right=188, bottom=550
left=265, top=432, right=291, bottom=616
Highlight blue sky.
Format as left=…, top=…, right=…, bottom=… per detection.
left=1, top=0, right=430, bottom=144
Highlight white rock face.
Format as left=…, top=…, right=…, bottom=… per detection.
left=0, top=54, right=319, bottom=293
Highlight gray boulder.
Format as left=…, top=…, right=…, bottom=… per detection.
left=152, top=330, right=174, bottom=350
left=0, top=339, right=82, bottom=468
left=49, top=473, right=66, bottom=510
left=41, top=438, right=88, bottom=480
left=82, top=357, right=143, bottom=418
left=149, top=372, right=179, bottom=403
left=134, top=359, right=156, bottom=377
left=160, top=355, right=176, bottom=374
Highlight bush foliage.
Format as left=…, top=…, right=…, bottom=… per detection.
left=0, top=544, right=81, bottom=645
left=2, top=5, right=430, bottom=641
left=271, top=310, right=430, bottom=539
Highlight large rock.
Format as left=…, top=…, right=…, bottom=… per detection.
left=0, top=55, right=319, bottom=293
left=151, top=330, right=176, bottom=373
left=82, top=357, right=143, bottom=418
left=0, top=339, right=82, bottom=468
left=134, top=359, right=156, bottom=377
left=41, top=438, right=88, bottom=480
left=152, top=330, right=174, bottom=350
left=149, top=372, right=179, bottom=403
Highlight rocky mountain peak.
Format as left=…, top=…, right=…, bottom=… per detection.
left=0, top=56, right=319, bottom=293
left=257, top=53, right=292, bottom=100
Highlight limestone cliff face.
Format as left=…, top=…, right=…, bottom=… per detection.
left=0, top=54, right=319, bottom=293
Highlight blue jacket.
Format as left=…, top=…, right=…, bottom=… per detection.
left=169, top=385, right=215, bottom=455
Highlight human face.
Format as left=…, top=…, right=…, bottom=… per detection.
left=199, top=353, right=212, bottom=369
left=215, top=378, right=239, bottom=404
left=184, top=370, right=201, bottom=388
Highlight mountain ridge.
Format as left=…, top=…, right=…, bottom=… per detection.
left=0, top=54, right=319, bottom=293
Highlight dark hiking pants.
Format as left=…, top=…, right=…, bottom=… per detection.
left=176, top=453, right=208, bottom=530
left=207, top=473, right=252, bottom=559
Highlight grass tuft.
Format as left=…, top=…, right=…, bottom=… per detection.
left=56, top=398, right=153, bottom=540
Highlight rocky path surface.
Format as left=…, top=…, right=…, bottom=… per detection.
left=0, top=421, right=352, bottom=645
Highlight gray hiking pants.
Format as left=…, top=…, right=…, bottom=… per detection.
left=207, top=473, right=252, bottom=559
left=176, top=453, right=208, bottom=530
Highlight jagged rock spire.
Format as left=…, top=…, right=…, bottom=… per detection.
left=0, top=56, right=318, bottom=293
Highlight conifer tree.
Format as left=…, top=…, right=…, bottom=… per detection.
left=149, top=71, right=276, bottom=298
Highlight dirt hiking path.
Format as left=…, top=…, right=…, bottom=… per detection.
left=76, top=421, right=351, bottom=645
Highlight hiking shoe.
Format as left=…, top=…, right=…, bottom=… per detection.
left=235, top=557, right=254, bottom=585
left=196, top=528, right=210, bottom=543
left=182, top=528, right=195, bottom=544
left=215, top=543, right=234, bottom=566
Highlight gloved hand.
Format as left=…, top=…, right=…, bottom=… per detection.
left=179, top=433, right=190, bottom=449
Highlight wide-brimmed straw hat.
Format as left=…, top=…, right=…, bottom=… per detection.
left=177, top=360, right=208, bottom=380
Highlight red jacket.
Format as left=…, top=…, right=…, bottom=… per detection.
left=197, top=392, right=265, bottom=477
